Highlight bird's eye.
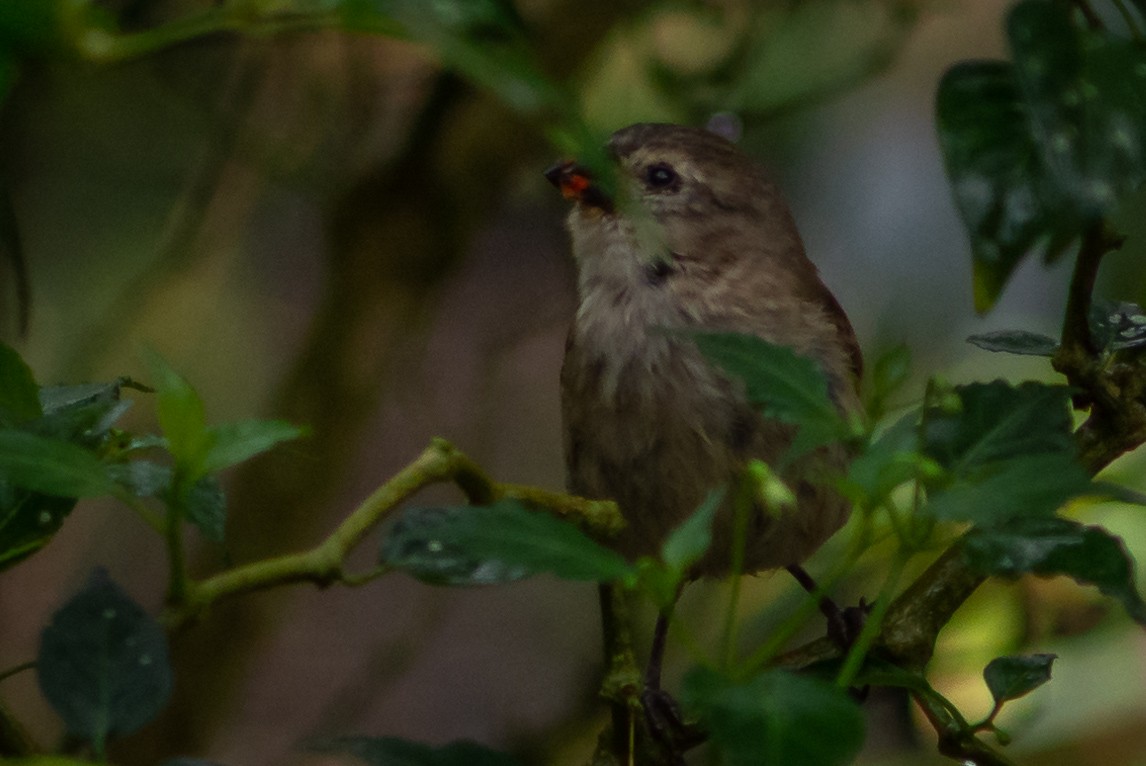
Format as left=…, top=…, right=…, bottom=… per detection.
left=645, top=162, right=679, bottom=189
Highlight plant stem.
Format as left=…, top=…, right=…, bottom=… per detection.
left=162, top=439, right=622, bottom=627
left=835, top=551, right=908, bottom=688
left=165, top=491, right=188, bottom=605
left=0, top=662, right=34, bottom=685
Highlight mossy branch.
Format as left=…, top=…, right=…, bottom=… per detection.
left=161, top=438, right=621, bottom=629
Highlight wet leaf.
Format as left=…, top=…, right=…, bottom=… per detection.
left=0, top=485, right=75, bottom=571
left=1089, top=299, right=1146, bottom=352
left=381, top=500, right=633, bottom=585
left=922, top=381, right=1075, bottom=473
left=984, top=653, right=1056, bottom=705
left=937, top=0, right=1146, bottom=310
left=924, top=452, right=1093, bottom=525
left=0, top=430, right=116, bottom=498
left=38, top=571, right=172, bottom=753
left=964, top=516, right=1146, bottom=624
left=967, top=330, right=1058, bottom=356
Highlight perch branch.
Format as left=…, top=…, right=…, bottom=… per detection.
left=162, top=438, right=621, bottom=629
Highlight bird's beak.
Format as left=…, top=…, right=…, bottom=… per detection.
left=544, top=160, right=614, bottom=213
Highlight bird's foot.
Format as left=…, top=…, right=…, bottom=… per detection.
left=641, top=684, right=706, bottom=758
left=826, top=595, right=872, bottom=651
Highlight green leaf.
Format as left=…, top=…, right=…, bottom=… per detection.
left=309, top=735, right=522, bottom=766
left=0, top=430, right=116, bottom=497
left=1089, top=299, right=1146, bottom=352
left=184, top=475, right=226, bottom=543
left=38, top=570, right=172, bottom=754
left=983, top=653, right=1056, bottom=706
left=0, top=486, right=75, bottom=571
left=843, top=412, right=930, bottom=504
left=937, top=61, right=1069, bottom=312
left=681, top=666, right=865, bottom=766
left=381, top=506, right=530, bottom=585
left=201, top=419, right=305, bottom=475
left=1009, top=1, right=1146, bottom=216
left=922, top=381, right=1075, bottom=474
left=938, top=0, right=1146, bottom=311
left=865, top=343, right=911, bottom=418
left=144, top=350, right=210, bottom=480
left=660, top=489, right=722, bottom=575
left=964, top=516, right=1146, bottom=624
left=107, top=460, right=172, bottom=498
left=0, top=343, right=40, bottom=425
left=692, top=332, right=849, bottom=454
left=36, top=379, right=138, bottom=445
left=924, top=452, right=1093, bottom=525
left=967, top=330, right=1058, bottom=356
left=381, top=500, right=634, bottom=585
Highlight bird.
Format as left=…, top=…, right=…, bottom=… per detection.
left=547, top=123, right=862, bottom=581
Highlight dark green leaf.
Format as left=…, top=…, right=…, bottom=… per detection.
left=309, top=735, right=522, bottom=766
left=938, top=0, right=1146, bottom=310
left=38, top=570, right=172, bottom=751
left=381, top=506, right=530, bottom=585
left=964, top=516, right=1146, bottom=624
left=843, top=412, right=929, bottom=503
left=924, top=452, right=1093, bottom=525
left=184, top=475, right=226, bottom=543
left=922, top=381, right=1074, bottom=474
left=983, top=653, right=1056, bottom=705
left=0, top=485, right=75, bottom=571
left=144, top=350, right=210, bottom=479
left=660, top=489, right=722, bottom=575
left=0, top=343, right=40, bottom=425
left=108, top=460, right=172, bottom=498
left=202, top=419, right=305, bottom=475
left=0, top=430, right=116, bottom=497
left=1009, top=1, right=1146, bottom=217
left=967, top=330, right=1058, bottom=356
left=36, top=379, right=137, bottom=445
left=1089, top=299, right=1146, bottom=352
left=382, top=500, right=634, bottom=585
left=39, top=378, right=147, bottom=416
left=681, top=666, right=864, bottom=766
left=692, top=332, right=849, bottom=454
left=865, top=343, right=911, bottom=418
left=937, top=61, right=1068, bottom=312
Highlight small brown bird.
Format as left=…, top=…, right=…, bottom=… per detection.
left=547, top=123, right=862, bottom=579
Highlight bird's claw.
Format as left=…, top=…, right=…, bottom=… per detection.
left=641, top=685, right=706, bottom=758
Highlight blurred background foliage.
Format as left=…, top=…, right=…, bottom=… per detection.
left=0, top=0, right=1145, bottom=764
